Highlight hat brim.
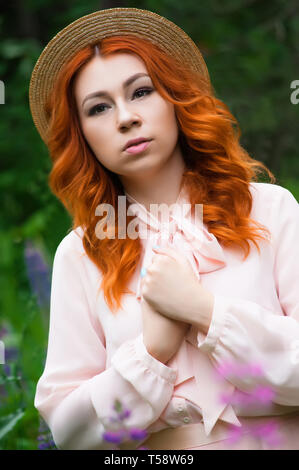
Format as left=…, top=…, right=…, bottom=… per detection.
left=29, top=7, right=211, bottom=145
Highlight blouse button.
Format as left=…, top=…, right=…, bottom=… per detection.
left=177, top=405, right=183, bottom=412
left=183, top=417, right=190, bottom=423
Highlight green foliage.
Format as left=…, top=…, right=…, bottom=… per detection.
left=0, top=410, right=25, bottom=441
left=1, top=0, right=298, bottom=450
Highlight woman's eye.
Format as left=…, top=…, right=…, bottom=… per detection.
left=88, top=87, right=153, bottom=116
left=88, top=104, right=107, bottom=116
left=133, top=87, right=153, bottom=99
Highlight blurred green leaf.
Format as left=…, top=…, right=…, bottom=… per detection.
left=0, top=409, right=25, bottom=440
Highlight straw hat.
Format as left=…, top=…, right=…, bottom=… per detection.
left=29, top=7, right=211, bottom=145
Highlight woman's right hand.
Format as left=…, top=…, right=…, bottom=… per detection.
left=141, top=298, right=190, bottom=364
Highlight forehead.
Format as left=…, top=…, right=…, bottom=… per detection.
left=74, top=52, right=148, bottom=97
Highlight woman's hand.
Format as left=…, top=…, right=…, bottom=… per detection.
left=141, top=298, right=190, bottom=364
left=140, top=244, right=214, bottom=334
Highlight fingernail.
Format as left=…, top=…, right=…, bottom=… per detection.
left=140, top=267, right=147, bottom=278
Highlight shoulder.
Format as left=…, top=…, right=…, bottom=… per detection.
left=53, top=226, right=103, bottom=286
left=249, top=181, right=297, bottom=200
left=249, top=182, right=299, bottom=244
left=249, top=182, right=298, bottom=216
left=54, top=226, right=85, bottom=263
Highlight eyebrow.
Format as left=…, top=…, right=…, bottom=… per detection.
left=81, top=73, right=150, bottom=108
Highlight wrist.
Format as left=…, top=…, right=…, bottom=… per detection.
left=144, top=345, right=171, bottom=365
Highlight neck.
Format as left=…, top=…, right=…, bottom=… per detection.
left=121, top=144, right=186, bottom=211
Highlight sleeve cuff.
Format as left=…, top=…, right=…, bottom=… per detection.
left=196, top=294, right=229, bottom=354
left=111, top=333, right=177, bottom=385
left=133, top=333, right=178, bottom=383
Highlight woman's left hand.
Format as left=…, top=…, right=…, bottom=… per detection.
left=140, top=244, right=214, bottom=328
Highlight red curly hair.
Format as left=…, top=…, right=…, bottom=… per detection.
left=45, top=34, right=276, bottom=313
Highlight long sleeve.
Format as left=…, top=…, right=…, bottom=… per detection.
left=34, top=234, right=177, bottom=450
left=195, top=186, right=299, bottom=406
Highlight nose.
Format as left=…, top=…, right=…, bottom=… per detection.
left=116, top=101, right=141, bottom=131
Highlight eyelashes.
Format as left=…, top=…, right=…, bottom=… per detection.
left=88, top=87, right=154, bottom=116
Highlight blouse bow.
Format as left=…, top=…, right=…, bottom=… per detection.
left=125, top=186, right=227, bottom=301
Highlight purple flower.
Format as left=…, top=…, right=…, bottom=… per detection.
left=0, top=327, right=8, bottom=339
left=220, top=386, right=276, bottom=409
left=251, top=385, right=276, bottom=404
left=225, top=425, right=243, bottom=445
left=232, top=389, right=254, bottom=406
left=3, top=364, right=11, bottom=375
left=38, top=438, right=56, bottom=450
left=216, top=361, right=265, bottom=381
left=5, top=346, right=19, bottom=362
left=38, top=442, right=49, bottom=450
left=103, top=429, right=128, bottom=444
left=24, top=240, right=51, bottom=310
left=250, top=420, right=283, bottom=448
left=128, top=428, right=148, bottom=441
left=216, top=361, right=235, bottom=378
left=102, top=400, right=148, bottom=448
left=248, top=363, right=264, bottom=377
left=251, top=421, right=278, bottom=439
left=219, top=392, right=232, bottom=405
left=219, top=389, right=254, bottom=407
left=118, top=408, right=131, bottom=420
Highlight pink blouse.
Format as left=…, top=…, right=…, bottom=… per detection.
left=34, top=182, right=299, bottom=449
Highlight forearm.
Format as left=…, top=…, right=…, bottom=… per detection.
left=186, top=287, right=214, bottom=335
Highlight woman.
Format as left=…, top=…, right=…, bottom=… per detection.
left=29, top=8, right=299, bottom=450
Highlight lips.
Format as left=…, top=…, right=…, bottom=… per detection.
left=125, top=140, right=152, bottom=154
left=124, top=138, right=151, bottom=150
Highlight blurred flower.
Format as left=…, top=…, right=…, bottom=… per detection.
left=101, top=399, right=148, bottom=449
left=0, top=327, right=8, bottom=339
left=220, top=384, right=276, bottom=408
left=250, top=420, right=283, bottom=448
left=216, top=360, right=283, bottom=449
left=248, top=364, right=264, bottom=377
left=38, top=439, right=56, bottom=450
left=225, top=424, right=243, bottom=445
left=129, top=428, right=148, bottom=440
left=24, top=239, right=51, bottom=310
left=220, top=389, right=255, bottom=407
left=37, top=417, right=57, bottom=450
left=5, top=346, right=18, bottom=362
left=103, top=429, right=128, bottom=444
left=225, top=420, right=283, bottom=449
left=215, top=360, right=264, bottom=380
left=111, top=400, right=132, bottom=421
left=118, top=408, right=131, bottom=420
left=251, top=385, right=276, bottom=404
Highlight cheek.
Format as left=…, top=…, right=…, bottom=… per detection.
left=158, top=101, right=178, bottom=134
left=81, top=121, right=110, bottom=157
left=80, top=121, right=114, bottom=167
left=82, top=121, right=105, bottom=147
